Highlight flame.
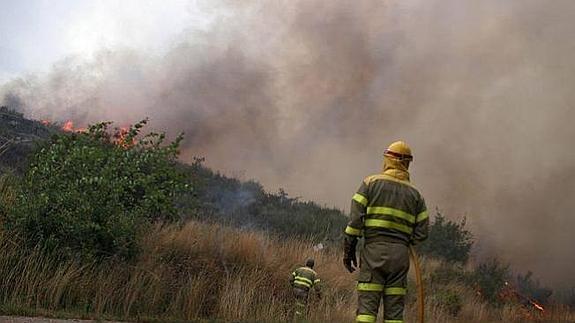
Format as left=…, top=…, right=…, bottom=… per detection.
left=114, top=127, right=135, bottom=148
left=62, top=120, right=75, bottom=132
left=58, top=120, right=87, bottom=133
left=501, top=281, right=545, bottom=313
left=41, top=118, right=133, bottom=147
left=532, top=301, right=545, bottom=312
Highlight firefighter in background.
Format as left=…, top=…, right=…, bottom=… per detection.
left=343, top=141, right=429, bottom=323
left=290, top=258, right=321, bottom=319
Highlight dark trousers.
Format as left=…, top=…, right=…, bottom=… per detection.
left=356, top=240, right=409, bottom=323
left=293, top=287, right=309, bottom=320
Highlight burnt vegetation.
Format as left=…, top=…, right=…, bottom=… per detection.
left=0, top=109, right=571, bottom=321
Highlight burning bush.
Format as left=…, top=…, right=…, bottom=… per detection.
left=5, top=119, right=189, bottom=259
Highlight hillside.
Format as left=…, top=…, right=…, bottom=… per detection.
left=0, top=106, right=347, bottom=244
left=0, top=107, right=55, bottom=172
left=0, top=111, right=573, bottom=322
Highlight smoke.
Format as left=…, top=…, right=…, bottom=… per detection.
left=2, top=0, right=575, bottom=286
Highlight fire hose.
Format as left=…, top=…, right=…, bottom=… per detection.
left=409, top=245, right=425, bottom=323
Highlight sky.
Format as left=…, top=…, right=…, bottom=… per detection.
left=0, top=0, right=212, bottom=82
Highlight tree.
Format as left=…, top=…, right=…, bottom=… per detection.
left=418, top=209, right=474, bottom=263
left=6, top=120, right=189, bottom=259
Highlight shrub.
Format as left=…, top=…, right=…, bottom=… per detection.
left=187, top=162, right=348, bottom=242
left=5, top=120, right=189, bottom=259
left=418, top=210, right=474, bottom=263
left=472, top=258, right=511, bottom=306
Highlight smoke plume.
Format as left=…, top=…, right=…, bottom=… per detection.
left=2, top=0, right=575, bottom=286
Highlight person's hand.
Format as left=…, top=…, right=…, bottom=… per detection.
left=343, top=237, right=358, bottom=273
left=343, top=253, right=357, bottom=273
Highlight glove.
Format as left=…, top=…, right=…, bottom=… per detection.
left=343, top=236, right=358, bottom=273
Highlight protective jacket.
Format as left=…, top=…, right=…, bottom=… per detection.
left=345, top=154, right=429, bottom=323
left=345, top=173, right=428, bottom=245
left=290, top=266, right=321, bottom=318
left=290, top=266, right=321, bottom=293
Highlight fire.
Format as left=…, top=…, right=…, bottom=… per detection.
left=41, top=118, right=133, bottom=148
left=62, top=120, right=75, bottom=132
left=532, top=301, right=544, bottom=312
left=500, top=281, right=545, bottom=313
left=114, top=126, right=136, bottom=148
left=43, top=119, right=87, bottom=133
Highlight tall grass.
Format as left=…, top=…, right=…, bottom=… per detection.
left=0, top=221, right=573, bottom=322
left=0, top=222, right=351, bottom=321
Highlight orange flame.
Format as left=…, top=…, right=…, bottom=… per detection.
left=532, top=302, right=544, bottom=312
left=114, top=127, right=136, bottom=148
left=42, top=118, right=134, bottom=147
left=501, top=281, right=545, bottom=313
left=60, top=120, right=87, bottom=133
left=62, top=120, right=74, bottom=132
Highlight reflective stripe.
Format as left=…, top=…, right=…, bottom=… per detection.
left=345, top=225, right=362, bottom=236
left=357, top=283, right=384, bottom=292
left=384, top=320, right=404, bottom=323
left=356, top=314, right=377, bottom=323
left=367, top=206, right=415, bottom=224
left=295, top=276, right=313, bottom=286
left=417, top=210, right=429, bottom=222
left=314, top=279, right=320, bottom=284
left=384, top=287, right=406, bottom=295
left=364, top=219, right=413, bottom=234
left=353, top=193, right=368, bottom=207
left=294, top=280, right=312, bottom=288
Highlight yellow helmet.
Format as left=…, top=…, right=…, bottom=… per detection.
left=384, top=141, right=413, bottom=162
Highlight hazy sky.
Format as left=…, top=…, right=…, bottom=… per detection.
left=0, top=0, right=212, bottom=82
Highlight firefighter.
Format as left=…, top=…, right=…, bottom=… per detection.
left=343, top=141, right=429, bottom=323
left=290, top=258, right=321, bottom=319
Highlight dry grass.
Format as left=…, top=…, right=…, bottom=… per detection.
left=0, top=220, right=573, bottom=322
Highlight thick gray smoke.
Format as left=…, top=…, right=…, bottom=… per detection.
left=2, top=0, right=575, bottom=286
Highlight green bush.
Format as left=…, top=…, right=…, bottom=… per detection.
left=5, top=120, right=189, bottom=259
left=471, top=258, right=511, bottom=306
left=418, top=210, right=473, bottom=263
